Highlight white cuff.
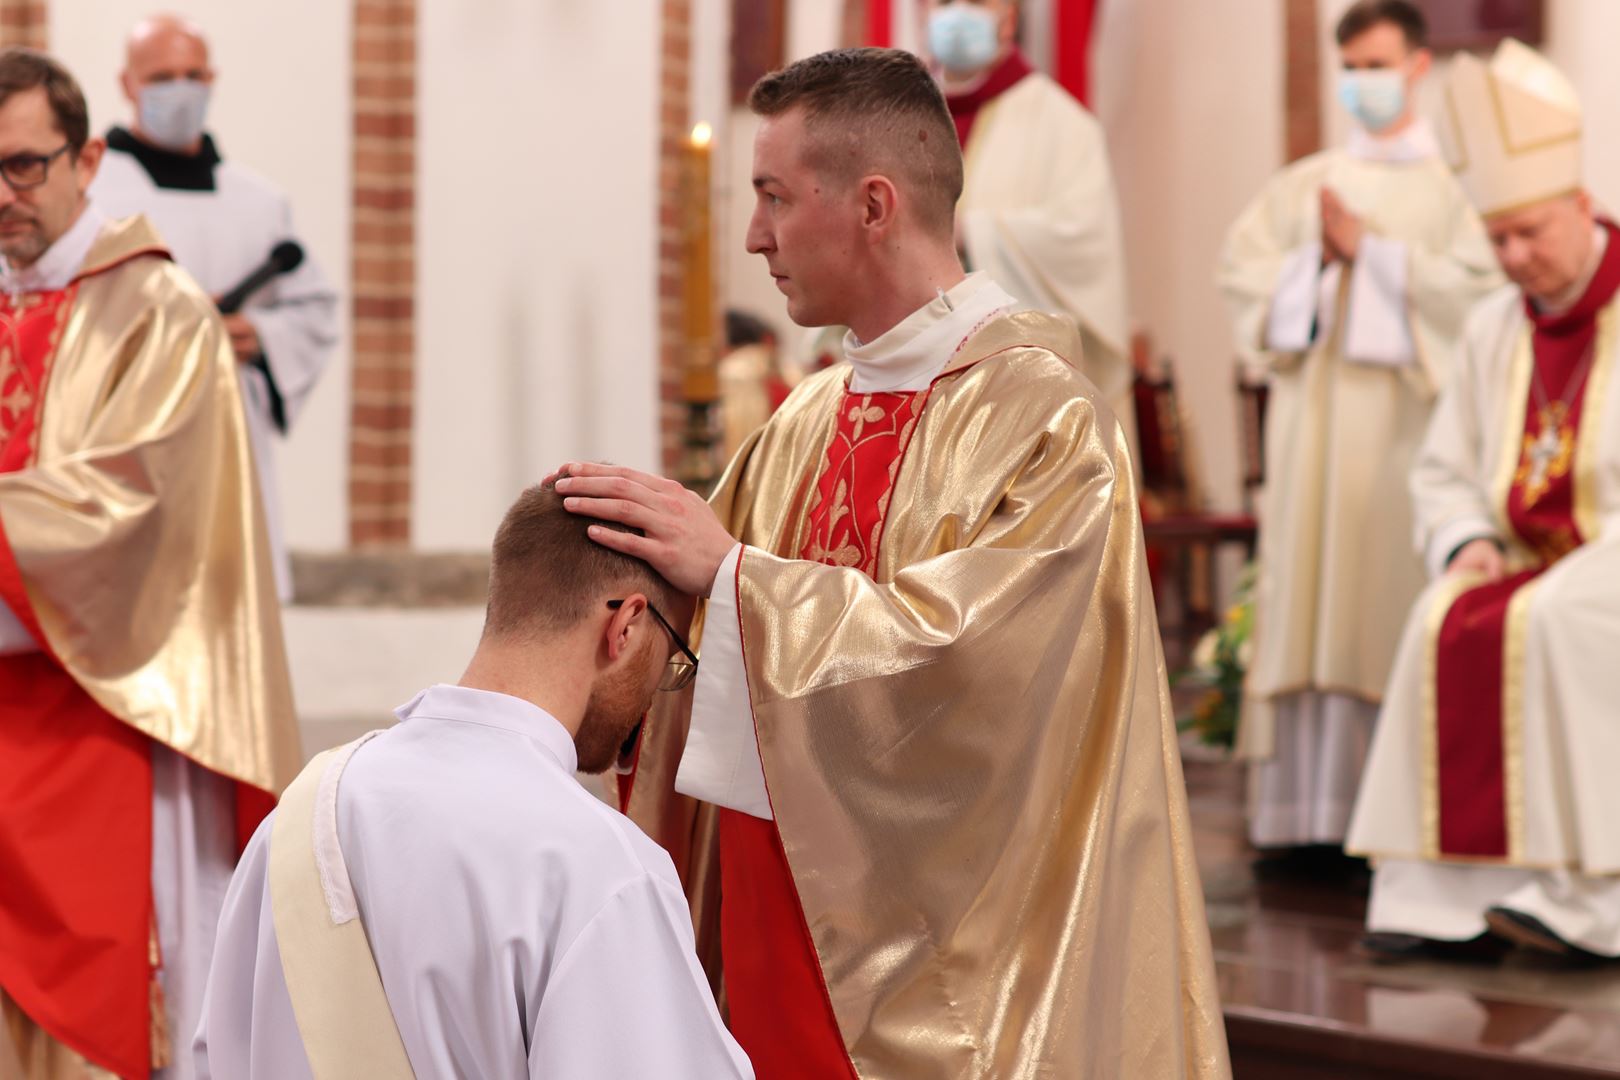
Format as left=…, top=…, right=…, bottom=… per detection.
left=1343, top=235, right=1417, bottom=366
left=1427, top=516, right=1501, bottom=579
left=674, top=544, right=773, bottom=819
left=0, top=595, right=38, bottom=655
left=1264, top=244, right=1324, bottom=353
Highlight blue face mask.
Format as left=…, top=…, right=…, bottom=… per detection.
left=1337, top=69, right=1407, bottom=133
left=929, top=3, right=1000, bottom=74
left=138, top=79, right=211, bottom=152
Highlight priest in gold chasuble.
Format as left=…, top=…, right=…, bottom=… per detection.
left=0, top=50, right=298, bottom=1080
left=1349, top=41, right=1620, bottom=959
left=556, top=48, right=1229, bottom=1080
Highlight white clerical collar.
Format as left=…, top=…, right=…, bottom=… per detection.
left=1535, top=224, right=1609, bottom=317
left=841, top=272, right=1017, bottom=393
left=1347, top=118, right=1439, bottom=164
left=0, top=202, right=105, bottom=296
left=396, top=683, right=579, bottom=774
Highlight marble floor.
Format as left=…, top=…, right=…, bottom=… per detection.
left=1187, top=753, right=1620, bottom=1078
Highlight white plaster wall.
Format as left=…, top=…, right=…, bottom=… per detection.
left=51, top=0, right=352, bottom=552
left=413, top=0, right=661, bottom=549
left=1095, top=0, right=1282, bottom=515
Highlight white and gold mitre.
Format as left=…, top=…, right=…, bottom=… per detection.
left=1437, top=38, right=1582, bottom=217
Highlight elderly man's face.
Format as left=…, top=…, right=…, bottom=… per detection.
left=1487, top=193, right=1596, bottom=302
left=0, top=87, right=99, bottom=268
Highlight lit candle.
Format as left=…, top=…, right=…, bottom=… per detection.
left=682, top=122, right=718, bottom=403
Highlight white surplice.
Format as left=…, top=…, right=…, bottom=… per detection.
left=957, top=71, right=1134, bottom=449
left=1347, top=232, right=1620, bottom=953
left=91, top=135, right=339, bottom=600
left=675, top=273, right=1018, bottom=819
left=1218, top=121, right=1503, bottom=847
left=0, top=205, right=238, bottom=1080
left=195, top=685, right=753, bottom=1079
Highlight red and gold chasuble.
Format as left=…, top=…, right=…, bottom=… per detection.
left=1430, top=221, right=1620, bottom=860
left=0, top=273, right=274, bottom=1077
left=718, top=389, right=930, bottom=1079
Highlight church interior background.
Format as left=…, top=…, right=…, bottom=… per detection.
left=21, top=0, right=1620, bottom=1074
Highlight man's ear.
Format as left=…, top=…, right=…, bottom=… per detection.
left=1409, top=47, right=1433, bottom=83
left=74, top=138, right=105, bottom=193
left=602, top=594, right=647, bottom=663
left=860, top=174, right=900, bottom=233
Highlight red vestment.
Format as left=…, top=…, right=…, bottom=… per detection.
left=0, top=263, right=274, bottom=1079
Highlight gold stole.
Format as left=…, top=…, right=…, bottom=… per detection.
left=268, top=734, right=415, bottom=1079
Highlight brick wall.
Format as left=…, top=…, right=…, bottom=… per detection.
left=0, top=0, right=46, bottom=49
left=349, top=0, right=416, bottom=547
left=658, top=0, right=693, bottom=475
left=1284, top=0, right=1322, bottom=163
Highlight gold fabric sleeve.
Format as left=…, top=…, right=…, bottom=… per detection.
left=0, top=216, right=300, bottom=795
left=631, top=313, right=1230, bottom=1079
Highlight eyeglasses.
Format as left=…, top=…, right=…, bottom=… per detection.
left=607, top=599, right=699, bottom=692
left=0, top=144, right=71, bottom=191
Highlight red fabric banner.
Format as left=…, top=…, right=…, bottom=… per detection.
left=1054, top=0, right=1100, bottom=106
left=867, top=0, right=892, bottom=48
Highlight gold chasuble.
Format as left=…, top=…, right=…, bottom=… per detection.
left=627, top=312, right=1230, bottom=1079
left=0, top=216, right=298, bottom=1079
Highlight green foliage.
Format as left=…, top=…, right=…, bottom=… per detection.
left=1175, top=562, right=1257, bottom=751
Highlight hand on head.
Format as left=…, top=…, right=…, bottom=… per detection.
left=552, top=463, right=736, bottom=597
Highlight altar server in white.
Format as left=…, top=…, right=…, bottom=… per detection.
left=1349, top=40, right=1620, bottom=961
left=91, top=14, right=338, bottom=599
left=194, top=483, right=753, bottom=1079
left=1218, top=0, right=1501, bottom=849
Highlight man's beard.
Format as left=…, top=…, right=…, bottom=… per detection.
left=575, top=636, right=658, bottom=774
left=0, top=209, right=46, bottom=266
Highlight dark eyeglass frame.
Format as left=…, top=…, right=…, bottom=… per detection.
left=607, top=598, right=699, bottom=692
left=0, top=144, right=72, bottom=192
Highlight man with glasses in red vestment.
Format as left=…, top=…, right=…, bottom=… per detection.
left=0, top=48, right=297, bottom=1079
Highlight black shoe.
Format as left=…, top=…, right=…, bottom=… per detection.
left=1485, top=906, right=1611, bottom=964
left=1358, top=930, right=1510, bottom=965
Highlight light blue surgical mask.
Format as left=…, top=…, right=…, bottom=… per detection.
left=929, top=3, right=1000, bottom=75
left=138, top=79, right=211, bottom=152
left=1337, top=69, right=1407, bottom=133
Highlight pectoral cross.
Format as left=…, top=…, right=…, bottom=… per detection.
left=1526, top=424, right=1561, bottom=492
left=1517, top=404, right=1574, bottom=507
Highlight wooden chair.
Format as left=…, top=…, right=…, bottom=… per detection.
left=1138, top=363, right=1267, bottom=652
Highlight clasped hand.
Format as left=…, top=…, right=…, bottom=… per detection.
left=548, top=463, right=736, bottom=597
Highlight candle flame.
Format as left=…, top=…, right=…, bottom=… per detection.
left=691, top=122, right=713, bottom=148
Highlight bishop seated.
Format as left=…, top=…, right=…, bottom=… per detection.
left=1348, top=40, right=1620, bottom=961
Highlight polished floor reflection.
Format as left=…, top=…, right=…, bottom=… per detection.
left=1187, top=753, right=1620, bottom=1078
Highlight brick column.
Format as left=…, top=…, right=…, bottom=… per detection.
left=0, top=0, right=46, bottom=49
left=658, top=0, right=693, bottom=474
left=1283, top=0, right=1322, bottom=163
left=349, top=0, right=416, bottom=547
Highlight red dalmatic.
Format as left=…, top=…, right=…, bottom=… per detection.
left=719, top=389, right=930, bottom=1079
left=1432, top=221, right=1620, bottom=859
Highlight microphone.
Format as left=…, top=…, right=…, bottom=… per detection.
left=217, top=240, right=304, bottom=314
